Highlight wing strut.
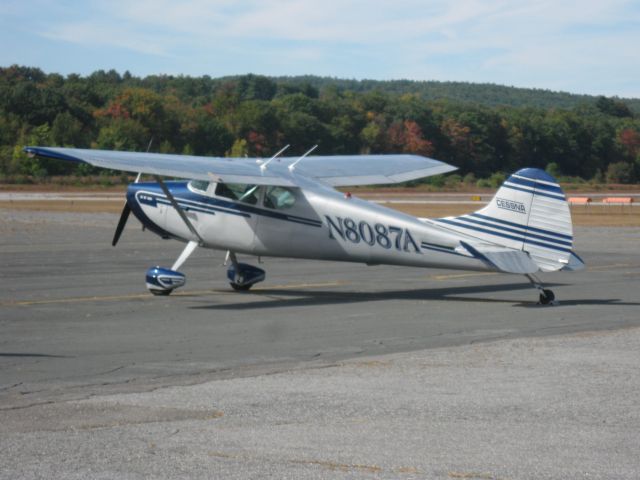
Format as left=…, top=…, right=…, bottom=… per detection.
left=154, top=175, right=204, bottom=245
left=259, top=144, right=290, bottom=171
left=288, top=145, right=318, bottom=172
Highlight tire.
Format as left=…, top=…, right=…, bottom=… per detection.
left=230, top=282, right=252, bottom=291
left=539, top=289, right=555, bottom=305
left=150, top=289, right=172, bottom=296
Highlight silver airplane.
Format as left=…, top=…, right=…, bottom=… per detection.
left=25, top=146, right=584, bottom=304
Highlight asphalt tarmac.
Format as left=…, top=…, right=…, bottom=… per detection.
left=1, top=208, right=639, bottom=478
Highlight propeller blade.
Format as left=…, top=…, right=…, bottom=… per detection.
left=112, top=202, right=131, bottom=246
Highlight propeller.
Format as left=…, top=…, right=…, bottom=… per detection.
left=112, top=139, right=152, bottom=247
left=112, top=170, right=142, bottom=246
left=112, top=202, right=131, bottom=246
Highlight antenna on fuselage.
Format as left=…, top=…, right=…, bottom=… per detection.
left=259, top=144, right=290, bottom=171
left=288, top=145, right=318, bottom=172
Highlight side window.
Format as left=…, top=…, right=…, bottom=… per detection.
left=214, top=183, right=259, bottom=205
left=189, top=180, right=210, bottom=193
left=264, top=186, right=296, bottom=210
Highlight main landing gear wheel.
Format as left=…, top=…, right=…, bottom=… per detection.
left=226, top=253, right=265, bottom=292
left=539, top=289, right=555, bottom=305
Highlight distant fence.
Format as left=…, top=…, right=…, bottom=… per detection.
left=568, top=196, right=636, bottom=215
left=568, top=196, right=636, bottom=207
left=602, top=197, right=634, bottom=205
left=568, top=197, right=592, bottom=205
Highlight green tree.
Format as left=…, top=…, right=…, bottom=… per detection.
left=545, top=162, right=561, bottom=178
left=51, top=112, right=89, bottom=147
left=95, top=118, right=148, bottom=151
left=227, top=138, right=249, bottom=157
left=360, top=120, right=384, bottom=154
left=95, top=87, right=180, bottom=146
left=181, top=109, right=233, bottom=156
left=596, top=96, right=633, bottom=118
left=235, top=74, right=277, bottom=101
left=606, top=161, right=635, bottom=183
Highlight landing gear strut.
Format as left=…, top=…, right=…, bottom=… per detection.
left=525, top=274, right=557, bottom=305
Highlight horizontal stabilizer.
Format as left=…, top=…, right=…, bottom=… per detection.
left=561, top=252, right=586, bottom=272
left=459, top=241, right=539, bottom=274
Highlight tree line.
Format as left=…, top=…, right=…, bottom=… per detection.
left=1, top=65, right=639, bottom=184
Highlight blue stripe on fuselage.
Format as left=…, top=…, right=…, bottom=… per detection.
left=131, top=182, right=323, bottom=228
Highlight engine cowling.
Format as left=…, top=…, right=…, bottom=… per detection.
left=145, top=267, right=185, bottom=295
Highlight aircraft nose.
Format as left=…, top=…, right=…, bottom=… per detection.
left=125, top=181, right=173, bottom=238
left=126, top=182, right=141, bottom=207
left=126, top=182, right=161, bottom=208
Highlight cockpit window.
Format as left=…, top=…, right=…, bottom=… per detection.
left=189, top=180, right=210, bottom=192
left=264, top=186, right=296, bottom=209
left=215, top=183, right=259, bottom=205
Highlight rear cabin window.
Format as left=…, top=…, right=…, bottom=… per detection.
left=264, top=186, right=296, bottom=210
left=214, top=183, right=259, bottom=205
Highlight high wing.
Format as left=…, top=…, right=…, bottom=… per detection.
left=24, top=147, right=456, bottom=187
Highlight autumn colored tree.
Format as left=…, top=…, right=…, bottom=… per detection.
left=387, top=120, right=434, bottom=156
left=618, top=128, right=640, bottom=160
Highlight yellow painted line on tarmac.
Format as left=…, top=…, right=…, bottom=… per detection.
left=586, top=263, right=634, bottom=271
left=2, top=281, right=347, bottom=307
left=252, top=280, right=347, bottom=291
left=428, top=272, right=498, bottom=281
left=3, top=292, right=161, bottom=307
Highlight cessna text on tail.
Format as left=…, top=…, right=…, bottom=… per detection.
left=25, top=146, right=584, bottom=304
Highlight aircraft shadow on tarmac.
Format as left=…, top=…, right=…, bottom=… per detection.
left=0, top=353, right=71, bottom=358
left=191, top=282, right=640, bottom=311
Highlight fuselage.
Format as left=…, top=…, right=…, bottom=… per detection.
left=127, top=180, right=490, bottom=272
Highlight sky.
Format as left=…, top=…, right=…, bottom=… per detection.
left=1, top=0, right=639, bottom=97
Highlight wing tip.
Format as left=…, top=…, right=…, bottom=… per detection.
left=23, top=146, right=84, bottom=163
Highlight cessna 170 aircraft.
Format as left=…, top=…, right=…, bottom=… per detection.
left=25, top=146, right=584, bottom=304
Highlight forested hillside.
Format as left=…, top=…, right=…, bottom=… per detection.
left=273, top=76, right=640, bottom=112
left=1, top=65, right=639, bottom=184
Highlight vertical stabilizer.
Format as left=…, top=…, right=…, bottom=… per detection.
left=434, top=168, right=573, bottom=272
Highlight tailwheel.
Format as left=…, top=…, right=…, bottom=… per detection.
left=539, top=289, right=555, bottom=305
left=526, top=274, right=557, bottom=306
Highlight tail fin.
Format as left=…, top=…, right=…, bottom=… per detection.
left=436, top=168, right=576, bottom=272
